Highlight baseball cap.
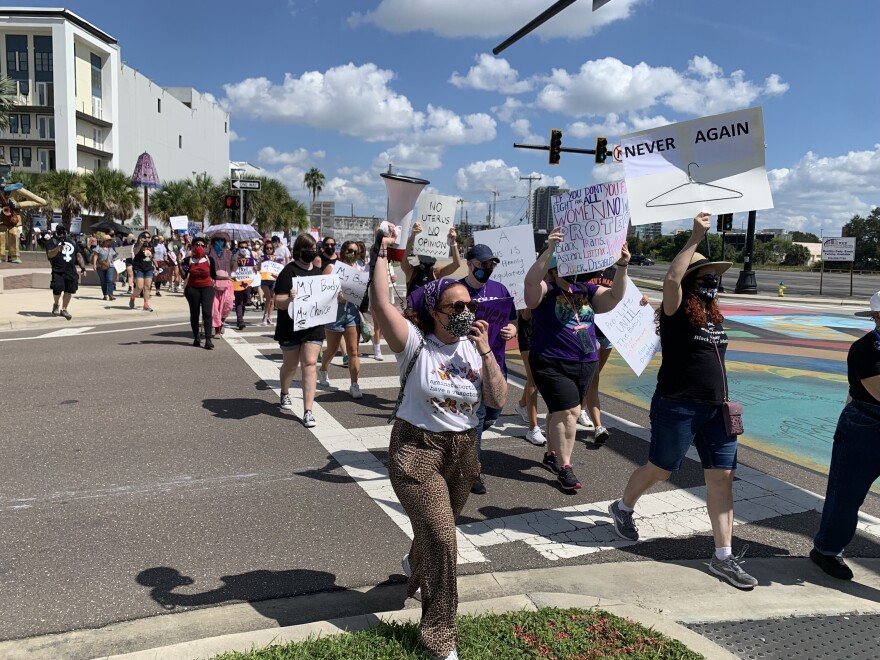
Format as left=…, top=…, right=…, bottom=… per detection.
left=855, top=291, right=880, bottom=317
left=466, top=244, right=499, bottom=263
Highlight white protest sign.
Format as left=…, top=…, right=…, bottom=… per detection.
left=115, top=244, right=133, bottom=260
left=331, top=261, right=370, bottom=306
left=69, top=217, right=82, bottom=235
left=473, top=224, right=536, bottom=310
left=233, top=264, right=261, bottom=288
left=170, top=215, right=189, bottom=232
left=272, top=231, right=284, bottom=240
left=112, top=259, right=126, bottom=274
left=594, top=280, right=659, bottom=376
left=260, top=260, right=284, bottom=277
left=621, top=106, right=773, bottom=225
left=413, top=193, right=457, bottom=258
left=309, top=230, right=321, bottom=242
left=821, top=237, right=856, bottom=262
left=288, top=274, right=340, bottom=330
left=551, top=181, right=630, bottom=277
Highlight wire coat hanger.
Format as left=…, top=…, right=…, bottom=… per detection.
left=645, top=162, right=743, bottom=208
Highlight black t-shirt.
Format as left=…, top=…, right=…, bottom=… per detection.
left=132, top=242, right=155, bottom=269
left=319, top=254, right=337, bottom=272
left=655, top=301, right=728, bottom=405
left=406, top=263, right=435, bottom=296
left=45, top=237, right=79, bottom=275
left=585, top=266, right=616, bottom=339
left=848, top=331, right=880, bottom=404
left=273, top=261, right=326, bottom=343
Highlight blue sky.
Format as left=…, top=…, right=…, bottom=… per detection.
left=40, top=0, right=879, bottom=233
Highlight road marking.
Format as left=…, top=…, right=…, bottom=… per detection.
left=0, top=322, right=188, bottom=342
left=37, top=326, right=95, bottom=338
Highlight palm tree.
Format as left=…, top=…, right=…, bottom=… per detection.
left=186, top=172, right=216, bottom=223
left=303, top=167, right=325, bottom=232
left=150, top=179, right=197, bottom=227
left=0, top=76, right=17, bottom=131
left=248, top=176, right=309, bottom=235
left=82, top=169, right=141, bottom=225
left=41, top=170, right=84, bottom=225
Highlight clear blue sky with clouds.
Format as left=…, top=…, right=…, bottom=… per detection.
left=37, top=0, right=879, bottom=233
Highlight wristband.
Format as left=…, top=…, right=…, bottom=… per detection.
left=479, top=350, right=492, bottom=357
left=616, top=261, right=629, bottom=267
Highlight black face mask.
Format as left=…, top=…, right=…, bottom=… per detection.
left=472, top=266, right=493, bottom=284
left=323, top=245, right=336, bottom=256
left=697, top=274, right=719, bottom=303
left=300, top=249, right=318, bottom=262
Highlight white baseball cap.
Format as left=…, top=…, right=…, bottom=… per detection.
left=855, top=291, right=880, bottom=317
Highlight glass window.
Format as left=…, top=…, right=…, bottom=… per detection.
left=9, top=115, right=18, bottom=134
left=0, top=147, right=5, bottom=159
left=20, top=115, right=30, bottom=134
left=179, top=135, right=182, bottom=149
left=10, top=147, right=19, bottom=166
left=18, top=80, right=28, bottom=97
left=157, top=98, right=161, bottom=113
left=90, top=53, right=102, bottom=98
left=6, top=51, right=14, bottom=72
left=35, top=51, right=53, bottom=72
left=17, top=50, right=27, bottom=72
left=22, top=147, right=31, bottom=167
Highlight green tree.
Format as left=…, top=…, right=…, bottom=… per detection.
left=0, top=76, right=18, bottom=131
left=782, top=243, right=811, bottom=266
left=150, top=180, right=197, bottom=228
left=791, top=230, right=820, bottom=243
left=41, top=170, right=84, bottom=225
left=187, top=172, right=216, bottom=223
left=247, top=176, right=309, bottom=234
left=843, top=207, right=880, bottom=270
left=303, top=167, right=325, bottom=206
left=82, top=169, right=140, bottom=222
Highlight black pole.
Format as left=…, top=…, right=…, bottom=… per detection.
left=734, top=210, right=758, bottom=294
left=493, top=0, right=577, bottom=55
left=718, top=231, right=727, bottom=292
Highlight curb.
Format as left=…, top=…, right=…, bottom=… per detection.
left=629, top=276, right=859, bottom=306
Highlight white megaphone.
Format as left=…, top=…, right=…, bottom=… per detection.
left=381, top=172, right=429, bottom=262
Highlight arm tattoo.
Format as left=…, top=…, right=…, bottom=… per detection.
left=480, top=352, right=507, bottom=409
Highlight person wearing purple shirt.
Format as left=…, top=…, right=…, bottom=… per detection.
left=524, top=227, right=629, bottom=493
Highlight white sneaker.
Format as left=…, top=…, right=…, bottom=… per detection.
left=577, top=410, right=595, bottom=430
left=350, top=383, right=363, bottom=399
left=515, top=403, right=529, bottom=424
left=373, top=344, right=383, bottom=361
left=318, top=369, right=330, bottom=387
left=401, top=554, right=412, bottom=577
left=525, top=427, right=547, bottom=446
left=302, top=410, right=316, bottom=428
left=279, top=392, right=293, bottom=410
left=430, top=649, right=456, bottom=660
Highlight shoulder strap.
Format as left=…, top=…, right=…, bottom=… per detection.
left=388, top=325, right=425, bottom=424
left=711, top=335, right=729, bottom=402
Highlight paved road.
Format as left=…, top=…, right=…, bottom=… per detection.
left=630, top=263, right=879, bottom=299
left=1, top=297, right=878, bottom=655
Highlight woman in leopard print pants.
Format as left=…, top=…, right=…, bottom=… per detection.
left=370, top=233, right=507, bottom=660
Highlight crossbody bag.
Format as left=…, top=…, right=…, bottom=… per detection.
left=388, top=326, right=425, bottom=424
left=712, top=339, right=744, bottom=436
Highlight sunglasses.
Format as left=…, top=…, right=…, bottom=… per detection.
left=438, top=300, right=479, bottom=314
left=343, top=249, right=356, bottom=254
left=324, top=244, right=336, bottom=249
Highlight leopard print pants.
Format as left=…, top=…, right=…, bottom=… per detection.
left=388, top=419, right=480, bottom=657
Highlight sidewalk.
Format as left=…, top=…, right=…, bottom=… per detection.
left=2, top=558, right=878, bottom=659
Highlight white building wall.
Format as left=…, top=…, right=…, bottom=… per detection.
left=117, top=66, right=229, bottom=183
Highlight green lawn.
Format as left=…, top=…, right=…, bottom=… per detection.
left=211, top=608, right=703, bottom=659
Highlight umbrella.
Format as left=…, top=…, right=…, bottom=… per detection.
left=203, top=223, right=263, bottom=242
left=130, top=152, right=160, bottom=230
left=90, top=219, right=132, bottom=235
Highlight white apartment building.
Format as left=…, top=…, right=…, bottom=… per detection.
left=0, top=7, right=229, bottom=181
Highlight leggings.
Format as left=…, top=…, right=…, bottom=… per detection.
left=388, top=419, right=479, bottom=657
left=185, top=286, right=215, bottom=340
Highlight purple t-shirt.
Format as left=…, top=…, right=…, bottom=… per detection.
left=529, top=282, right=600, bottom=363
left=460, top=278, right=516, bottom=372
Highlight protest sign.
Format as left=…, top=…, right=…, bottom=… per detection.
left=288, top=274, right=340, bottom=330
left=331, top=262, right=370, bottom=306
left=260, top=260, right=284, bottom=278
left=272, top=231, right=284, bottom=240
left=32, top=216, right=47, bottom=232
left=474, top=225, right=536, bottom=309
left=551, top=182, right=630, bottom=277
left=170, top=216, right=188, bottom=232
left=112, top=259, right=126, bottom=274
left=233, top=264, right=260, bottom=288
left=621, top=106, right=773, bottom=225
left=413, top=193, right=457, bottom=258
left=476, top=296, right=515, bottom=347
left=594, top=280, right=659, bottom=376
left=115, top=244, right=133, bottom=260
left=50, top=222, right=58, bottom=232
left=188, top=221, right=203, bottom=236
left=69, top=217, right=82, bottom=235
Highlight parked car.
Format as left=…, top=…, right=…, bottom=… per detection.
left=629, top=254, right=655, bottom=266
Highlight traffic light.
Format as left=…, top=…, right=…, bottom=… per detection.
left=723, top=213, right=734, bottom=232
left=595, top=136, right=608, bottom=164
left=548, top=129, right=562, bottom=165
left=224, top=195, right=241, bottom=210
left=716, top=215, right=723, bottom=232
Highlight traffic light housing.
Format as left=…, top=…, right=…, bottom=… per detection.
left=548, top=129, right=562, bottom=165
left=718, top=213, right=733, bottom=232
left=224, top=195, right=241, bottom=210
left=595, top=136, right=608, bottom=164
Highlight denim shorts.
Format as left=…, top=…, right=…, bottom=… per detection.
left=133, top=268, right=155, bottom=280
left=648, top=394, right=737, bottom=472
left=326, top=302, right=359, bottom=333
left=596, top=335, right=613, bottom=351
left=279, top=337, right=322, bottom=351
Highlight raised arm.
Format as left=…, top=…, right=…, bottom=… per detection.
left=399, top=222, right=423, bottom=279
left=592, top=243, right=631, bottom=313
left=524, top=227, right=562, bottom=309
left=370, top=234, right=410, bottom=353
left=662, top=212, right=710, bottom=316
left=436, top=227, right=462, bottom=278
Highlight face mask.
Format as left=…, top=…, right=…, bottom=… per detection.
left=300, top=249, right=318, bottom=262
left=472, top=267, right=493, bottom=284
left=213, top=239, right=225, bottom=253
left=419, top=256, right=437, bottom=267
left=697, top=274, right=719, bottom=303
left=441, top=310, right=476, bottom=338
left=324, top=245, right=335, bottom=256
left=238, top=248, right=251, bottom=258
left=193, top=246, right=205, bottom=258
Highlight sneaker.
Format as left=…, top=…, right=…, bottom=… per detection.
left=607, top=499, right=639, bottom=541
left=594, top=425, right=610, bottom=445
left=525, top=427, right=547, bottom=446
left=143, top=305, right=154, bottom=312
left=810, top=548, right=853, bottom=580
left=318, top=369, right=330, bottom=387
left=401, top=554, right=412, bottom=577
left=129, top=298, right=135, bottom=309
left=155, top=290, right=162, bottom=297
left=515, top=403, right=529, bottom=424
left=59, top=309, right=72, bottom=320
left=51, top=303, right=60, bottom=316
left=470, top=474, right=487, bottom=495
left=11, top=258, right=21, bottom=264
left=577, top=410, right=594, bottom=430
left=542, top=451, right=561, bottom=475
left=302, top=410, right=316, bottom=428
left=430, top=650, right=456, bottom=660
left=192, top=339, right=201, bottom=347
left=350, top=383, right=363, bottom=399
left=204, top=340, right=214, bottom=350
left=557, top=465, right=581, bottom=491
left=342, top=354, right=349, bottom=367
left=237, top=323, right=246, bottom=330
left=374, top=345, right=383, bottom=361
left=709, top=547, right=758, bottom=589
left=280, top=392, right=293, bottom=410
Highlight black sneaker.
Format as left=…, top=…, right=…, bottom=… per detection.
left=810, top=548, right=853, bottom=580
left=471, top=474, right=487, bottom=495
left=51, top=303, right=59, bottom=316
left=557, top=465, right=581, bottom=491
left=192, top=339, right=201, bottom=347
left=542, top=451, right=561, bottom=475
left=204, top=340, right=214, bottom=350
left=59, top=309, right=72, bottom=320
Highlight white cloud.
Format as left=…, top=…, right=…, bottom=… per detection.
left=535, top=56, right=787, bottom=118
left=509, top=118, right=542, bottom=144
left=373, top=144, right=444, bottom=172
left=256, top=146, right=313, bottom=166
left=349, top=0, right=643, bottom=39
left=567, top=112, right=672, bottom=139
left=494, top=98, right=524, bottom=123
left=450, top=54, right=533, bottom=94
left=418, top=106, right=496, bottom=146
left=229, top=129, right=244, bottom=142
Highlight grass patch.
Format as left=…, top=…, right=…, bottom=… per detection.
left=210, top=607, right=703, bottom=659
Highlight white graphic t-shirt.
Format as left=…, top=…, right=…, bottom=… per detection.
left=396, top=323, right=482, bottom=433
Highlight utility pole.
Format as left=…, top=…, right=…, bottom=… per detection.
left=735, top=210, right=758, bottom=294
left=519, top=175, right=541, bottom=224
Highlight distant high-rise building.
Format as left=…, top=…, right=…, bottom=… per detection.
left=532, top=186, right=568, bottom=232
left=634, top=222, right=663, bottom=241
left=310, top=201, right=335, bottom=235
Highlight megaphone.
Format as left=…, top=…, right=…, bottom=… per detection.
left=381, top=172, right=429, bottom=262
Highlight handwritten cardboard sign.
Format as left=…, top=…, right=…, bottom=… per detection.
left=288, top=274, right=340, bottom=330
left=331, top=262, right=369, bottom=306
left=260, top=260, right=285, bottom=277
left=413, top=193, right=457, bottom=258
left=551, top=181, right=630, bottom=277
left=170, top=216, right=189, bottom=232
left=594, top=280, right=659, bottom=376
left=473, top=225, right=536, bottom=310
left=115, top=245, right=133, bottom=260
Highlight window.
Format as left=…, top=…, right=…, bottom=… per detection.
left=94, top=158, right=102, bottom=170
left=5, top=35, right=28, bottom=74
left=224, top=121, right=227, bottom=134
left=38, top=116, right=54, bottom=139
left=90, top=53, right=102, bottom=98
left=36, top=82, right=54, bottom=106
left=9, top=115, right=18, bottom=134
left=18, top=80, right=28, bottom=97
left=21, top=147, right=31, bottom=167
left=34, top=51, right=52, bottom=72
left=10, top=147, right=19, bottom=166
left=93, top=127, right=103, bottom=148
left=157, top=98, right=161, bottom=113
left=0, top=147, right=5, bottom=159
left=20, top=115, right=30, bottom=134
left=179, top=135, right=182, bottom=149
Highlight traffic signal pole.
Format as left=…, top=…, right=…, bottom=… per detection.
left=734, top=210, right=758, bottom=294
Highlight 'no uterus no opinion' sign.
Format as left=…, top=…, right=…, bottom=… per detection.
left=413, top=193, right=457, bottom=259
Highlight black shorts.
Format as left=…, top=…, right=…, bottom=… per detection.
left=517, top=314, right=533, bottom=353
left=51, top=272, right=79, bottom=295
left=529, top=353, right=597, bottom=413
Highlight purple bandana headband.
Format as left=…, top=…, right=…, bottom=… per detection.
left=408, top=278, right=457, bottom=316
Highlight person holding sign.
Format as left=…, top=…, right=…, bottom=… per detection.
left=401, top=223, right=462, bottom=296
left=523, top=228, right=628, bottom=493
left=606, top=213, right=757, bottom=590
left=260, top=241, right=286, bottom=326
left=272, top=234, right=324, bottom=428
left=129, top=231, right=157, bottom=312
left=370, top=230, right=506, bottom=660
left=181, top=236, right=216, bottom=350
left=232, top=241, right=257, bottom=331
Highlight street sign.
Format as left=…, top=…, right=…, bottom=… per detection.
left=231, top=180, right=261, bottom=190
left=612, top=144, right=623, bottom=163
left=821, top=237, right=856, bottom=262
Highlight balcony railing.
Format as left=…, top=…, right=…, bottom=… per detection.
left=76, top=135, right=110, bottom=153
